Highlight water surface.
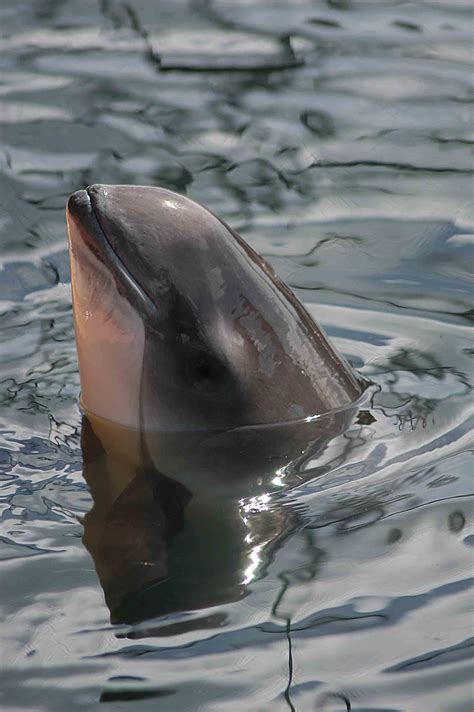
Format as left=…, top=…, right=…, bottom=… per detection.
left=0, top=1, right=473, bottom=710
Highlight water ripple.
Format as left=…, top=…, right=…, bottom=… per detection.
left=0, top=0, right=472, bottom=709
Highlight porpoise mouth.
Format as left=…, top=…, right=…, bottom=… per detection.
left=67, top=187, right=153, bottom=428
left=68, top=188, right=107, bottom=254
left=67, top=187, right=156, bottom=317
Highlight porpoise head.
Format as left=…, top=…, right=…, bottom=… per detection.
left=67, top=185, right=363, bottom=432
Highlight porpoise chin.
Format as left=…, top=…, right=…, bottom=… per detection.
left=67, top=184, right=363, bottom=432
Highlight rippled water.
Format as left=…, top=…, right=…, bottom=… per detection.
left=1, top=1, right=473, bottom=710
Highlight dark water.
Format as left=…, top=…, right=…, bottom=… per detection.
left=1, top=1, right=473, bottom=710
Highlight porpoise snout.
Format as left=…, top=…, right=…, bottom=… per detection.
left=67, top=188, right=90, bottom=213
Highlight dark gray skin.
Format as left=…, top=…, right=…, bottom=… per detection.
left=67, top=184, right=363, bottom=433
left=67, top=184, right=369, bottom=624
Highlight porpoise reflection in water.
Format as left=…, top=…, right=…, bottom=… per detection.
left=67, top=185, right=367, bottom=623
left=80, top=407, right=363, bottom=624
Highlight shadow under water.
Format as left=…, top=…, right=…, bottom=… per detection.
left=81, top=394, right=366, bottom=627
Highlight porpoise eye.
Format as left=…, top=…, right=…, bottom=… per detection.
left=183, top=351, right=228, bottom=393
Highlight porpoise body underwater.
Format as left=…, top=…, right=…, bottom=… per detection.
left=66, top=185, right=369, bottom=621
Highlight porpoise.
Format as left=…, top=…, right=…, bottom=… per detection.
left=67, top=185, right=368, bottom=622
left=66, top=184, right=363, bottom=434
